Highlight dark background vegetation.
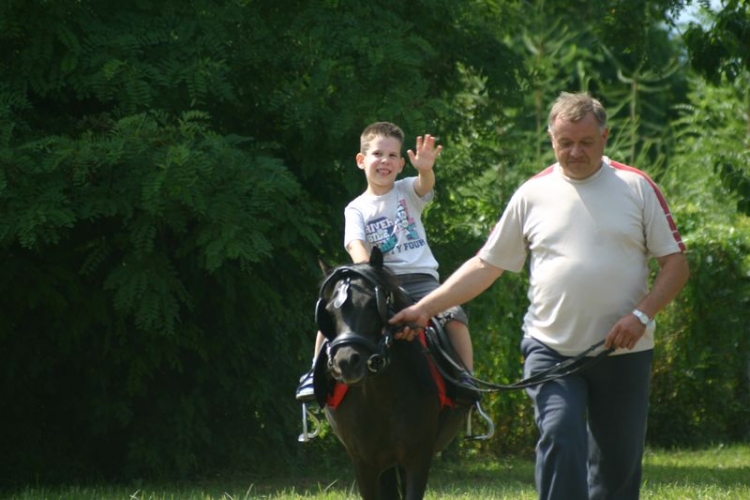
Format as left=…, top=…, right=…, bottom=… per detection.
left=0, top=0, right=748, bottom=486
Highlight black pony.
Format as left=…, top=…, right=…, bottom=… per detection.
left=311, top=247, right=470, bottom=500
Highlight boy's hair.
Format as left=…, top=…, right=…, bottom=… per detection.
left=360, top=122, right=405, bottom=153
left=547, top=92, right=607, bottom=134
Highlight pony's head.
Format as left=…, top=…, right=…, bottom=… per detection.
left=316, top=247, right=409, bottom=384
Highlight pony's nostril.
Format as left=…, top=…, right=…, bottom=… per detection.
left=339, top=352, right=361, bottom=372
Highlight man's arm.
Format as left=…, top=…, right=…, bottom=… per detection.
left=636, top=252, right=691, bottom=319
left=605, top=252, right=690, bottom=350
left=391, top=256, right=504, bottom=339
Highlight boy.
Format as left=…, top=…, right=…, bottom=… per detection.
left=296, top=121, right=474, bottom=401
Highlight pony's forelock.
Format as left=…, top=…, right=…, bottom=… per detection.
left=321, top=261, right=410, bottom=310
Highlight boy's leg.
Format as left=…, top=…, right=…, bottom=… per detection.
left=445, top=320, right=473, bottom=372
left=522, top=337, right=590, bottom=500
left=313, top=331, right=325, bottom=358
left=441, top=304, right=473, bottom=372
left=585, top=350, right=653, bottom=500
left=400, top=275, right=474, bottom=371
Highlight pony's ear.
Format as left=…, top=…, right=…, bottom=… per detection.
left=369, top=246, right=384, bottom=269
left=318, top=258, right=333, bottom=276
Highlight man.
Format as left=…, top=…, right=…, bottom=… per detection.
left=390, top=92, right=690, bottom=499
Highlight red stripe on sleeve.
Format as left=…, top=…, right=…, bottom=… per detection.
left=610, top=160, right=686, bottom=252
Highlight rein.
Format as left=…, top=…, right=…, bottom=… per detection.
left=423, top=325, right=614, bottom=392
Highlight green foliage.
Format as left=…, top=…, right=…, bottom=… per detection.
left=649, top=211, right=750, bottom=446
left=0, top=0, right=526, bottom=484
left=684, top=0, right=750, bottom=83
left=0, top=106, right=321, bottom=481
left=423, top=63, right=526, bottom=272
left=663, top=73, right=750, bottom=218
left=227, top=0, right=523, bottom=244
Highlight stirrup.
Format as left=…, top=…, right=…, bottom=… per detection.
left=297, top=402, right=321, bottom=443
left=465, top=400, right=495, bottom=441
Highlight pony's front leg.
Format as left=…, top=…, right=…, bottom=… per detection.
left=403, top=473, right=430, bottom=499
left=352, top=461, right=381, bottom=500
left=403, top=455, right=432, bottom=500
left=379, top=465, right=404, bottom=499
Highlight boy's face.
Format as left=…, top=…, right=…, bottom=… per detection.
left=356, top=135, right=405, bottom=194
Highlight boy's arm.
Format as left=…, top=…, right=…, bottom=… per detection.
left=346, top=239, right=371, bottom=264
left=407, top=134, right=441, bottom=197
left=413, top=169, right=435, bottom=198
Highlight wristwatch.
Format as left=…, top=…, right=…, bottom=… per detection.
left=632, top=309, right=651, bottom=326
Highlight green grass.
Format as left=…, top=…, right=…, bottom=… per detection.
left=4, top=445, right=749, bottom=499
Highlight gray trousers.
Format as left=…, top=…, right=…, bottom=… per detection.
left=522, top=338, right=653, bottom=500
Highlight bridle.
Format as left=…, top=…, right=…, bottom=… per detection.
left=316, top=265, right=400, bottom=375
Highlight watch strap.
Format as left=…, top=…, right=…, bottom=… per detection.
left=632, top=308, right=650, bottom=326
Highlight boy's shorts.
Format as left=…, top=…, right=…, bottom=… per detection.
left=396, top=273, right=468, bottom=326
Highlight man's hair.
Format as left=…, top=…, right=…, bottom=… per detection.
left=360, top=122, right=405, bottom=153
left=547, top=92, right=607, bottom=134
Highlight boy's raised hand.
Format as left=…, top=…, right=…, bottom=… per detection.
left=407, top=134, right=443, bottom=173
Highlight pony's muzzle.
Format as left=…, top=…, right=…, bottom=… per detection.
left=329, top=346, right=368, bottom=385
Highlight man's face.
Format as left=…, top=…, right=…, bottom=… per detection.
left=549, top=112, right=608, bottom=180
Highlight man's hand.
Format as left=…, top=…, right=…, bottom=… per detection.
left=604, top=313, right=647, bottom=351
left=407, top=134, right=442, bottom=173
left=389, top=305, right=431, bottom=341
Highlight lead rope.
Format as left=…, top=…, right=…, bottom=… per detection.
left=421, top=328, right=614, bottom=392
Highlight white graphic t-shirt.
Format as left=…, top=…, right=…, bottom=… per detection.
left=344, top=177, right=439, bottom=280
